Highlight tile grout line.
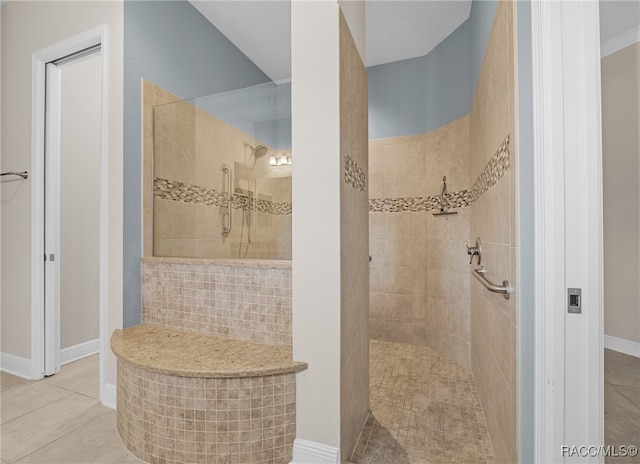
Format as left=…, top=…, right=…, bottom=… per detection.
left=1, top=386, right=75, bottom=427
left=610, top=384, right=640, bottom=413
left=11, top=406, right=113, bottom=464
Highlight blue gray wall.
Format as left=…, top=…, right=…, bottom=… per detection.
left=424, top=20, right=471, bottom=136
left=469, top=0, right=499, bottom=95
left=516, top=1, right=534, bottom=462
left=123, top=0, right=270, bottom=327
left=368, top=0, right=498, bottom=140
left=368, top=56, right=427, bottom=139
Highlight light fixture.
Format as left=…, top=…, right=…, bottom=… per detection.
left=269, top=153, right=292, bottom=167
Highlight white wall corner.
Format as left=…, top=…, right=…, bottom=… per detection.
left=0, top=352, right=41, bottom=380
left=290, top=438, right=340, bottom=464
left=102, top=382, right=117, bottom=410
left=604, top=334, right=640, bottom=358
left=601, top=26, right=640, bottom=58
left=60, top=339, right=100, bottom=365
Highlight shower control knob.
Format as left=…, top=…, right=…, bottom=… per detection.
left=466, top=237, right=482, bottom=265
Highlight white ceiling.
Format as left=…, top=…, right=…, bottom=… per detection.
left=365, top=1, right=471, bottom=67
left=190, top=1, right=640, bottom=84
left=189, top=0, right=472, bottom=83
left=190, top=1, right=292, bottom=83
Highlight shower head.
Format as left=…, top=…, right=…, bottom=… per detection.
left=252, top=144, right=268, bottom=159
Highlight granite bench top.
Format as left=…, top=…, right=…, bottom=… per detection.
left=110, top=324, right=307, bottom=378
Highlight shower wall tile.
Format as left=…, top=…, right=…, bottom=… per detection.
left=469, top=1, right=518, bottom=463
left=427, top=268, right=450, bottom=301
left=369, top=239, right=385, bottom=266
left=339, top=10, right=370, bottom=458
left=369, top=292, right=385, bottom=319
left=368, top=172, right=384, bottom=199
left=384, top=266, right=414, bottom=295
left=368, top=115, right=472, bottom=368
left=385, top=294, right=413, bottom=322
left=426, top=213, right=451, bottom=240
left=142, top=259, right=292, bottom=347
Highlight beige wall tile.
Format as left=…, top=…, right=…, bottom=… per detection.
left=427, top=268, right=450, bottom=301
left=385, top=266, right=415, bottom=295
left=385, top=293, right=414, bottom=322
left=426, top=238, right=451, bottom=270
left=368, top=115, right=471, bottom=367
left=468, top=1, right=518, bottom=462
left=426, top=214, right=451, bottom=240
left=368, top=172, right=384, bottom=198
left=339, top=10, right=370, bottom=459
left=369, top=292, right=385, bottom=319
left=369, top=266, right=385, bottom=293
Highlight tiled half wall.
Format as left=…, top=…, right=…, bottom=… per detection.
left=117, top=360, right=296, bottom=464
left=368, top=115, right=511, bottom=369
left=142, top=258, right=292, bottom=347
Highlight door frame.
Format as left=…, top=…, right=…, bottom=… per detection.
left=531, top=2, right=604, bottom=462
left=31, top=26, right=109, bottom=403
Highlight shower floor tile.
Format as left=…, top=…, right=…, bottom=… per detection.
left=351, top=340, right=495, bottom=464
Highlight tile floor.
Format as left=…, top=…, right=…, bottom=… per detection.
left=0, top=355, right=143, bottom=464
left=605, top=348, right=640, bottom=464
left=350, top=340, right=495, bottom=464
left=2, top=348, right=638, bottom=464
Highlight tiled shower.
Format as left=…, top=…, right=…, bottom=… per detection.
left=369, top=115, right=472, bottom=367
left=367, top=1, right=518, bottom=462
left=137, top=1, right=518, bottom=461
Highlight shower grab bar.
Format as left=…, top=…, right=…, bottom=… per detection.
left=1, top=171, right=29, bottom=179
left=472, top=267, right=510, bottom=300
left=222, top=165, right=232, bottom=237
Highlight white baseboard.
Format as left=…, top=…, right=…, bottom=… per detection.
left=102, top=382, right=116, bottom=410
left=605, top=334, right=640, bottom=358
left=61, top=338, right=100, bottom=365
left=290, top=438, right=340, bottom=464
left=0, top=352, right=41, bottom=379
left=601, top=26, right=640, bottom=58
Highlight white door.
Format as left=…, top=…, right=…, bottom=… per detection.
left=44, top=47, right=102, bottom=376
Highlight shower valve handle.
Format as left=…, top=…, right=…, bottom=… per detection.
left=466, top=237, right=482, bottom=265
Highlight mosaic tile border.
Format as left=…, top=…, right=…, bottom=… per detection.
left=344, top=154, right=367, bottom=193
left=471, top=135, right=510, bottom=202
left=369, top=135, right=510, bottom=213
left=369, top=190, right=472, bottom=213
left=154, top=178, right=292, bottom=215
